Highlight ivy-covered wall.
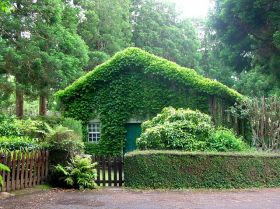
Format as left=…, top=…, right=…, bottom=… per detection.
left=57, top=47, right=244, bottom=155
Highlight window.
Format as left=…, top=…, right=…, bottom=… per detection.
left=88, top=122, right=101, bottom=143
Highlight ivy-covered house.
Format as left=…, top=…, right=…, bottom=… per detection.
left=57, top=47, right=244, bottom=155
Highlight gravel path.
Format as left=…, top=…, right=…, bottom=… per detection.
left=1, top=187, right=280, bottom=209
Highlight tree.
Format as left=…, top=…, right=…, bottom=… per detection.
left=131, top=0, right=200, bottom=68
left=210, top=0, right=280, bottom=81
left=0, top=0, right=89, bottom=117
left=198, top=19, right=236, bottom=87
left=76, top=0, right=132, bottom=71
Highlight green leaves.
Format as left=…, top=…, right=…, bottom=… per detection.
left=57, top=47, right=244, bottom=155
left=54, top=155, right=97, bottom=189
left=0, top=163, right=10, bottom=187
left=131, top=0, right=200, bottom=68
left=124, top=150, right=280, bottom=189
left=137, top=107, right=248, bottom=152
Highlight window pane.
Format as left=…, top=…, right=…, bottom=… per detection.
left=88, top=122, right=101, bottom=143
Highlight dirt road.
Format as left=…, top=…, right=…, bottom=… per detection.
left=1, top=187, right=280, bottom=209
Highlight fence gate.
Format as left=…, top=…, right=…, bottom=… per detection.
left=92, top=156, right=124, bottom=187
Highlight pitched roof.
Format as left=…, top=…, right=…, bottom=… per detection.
left=57, top=47, right=243, bottom=102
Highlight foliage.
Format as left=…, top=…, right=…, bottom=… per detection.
left=137, top=107, right=214, bottom=151
left=42, top=124, right=84, bottom=155
left=0, top=0, right=11, bottom=13
left=209, top=127, right=248, bottom=152
left=235, top=69, right=280, bottom=97
left=0, top=163, right=10, bottom=187
left=57, top=47, right=243, bottom=155
left=54, top=155, right=97, bottom=189
left=0, top=0, right=89, bottom=116
left=57, top=48, right=242, bottom=101
left=0, top=117, right=44, bottom=138
left=0, top=136, right=42, bottom=151
left=137, top=107, right=248, bottom=152
left=76, top=0, right=131, bottom=71
left=230, top=97, right=280, bottom=150
left=198, top=19, right=237, bottom=88
left=209, top=0, right=280, bottom=90
left=124, top=150, right=280, bottom=189
left=84, top=142, right=99, bottom=155
left=131, top=0, right=200, bottom=68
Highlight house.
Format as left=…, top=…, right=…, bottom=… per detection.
left=57, top=47, right=244, bottom=155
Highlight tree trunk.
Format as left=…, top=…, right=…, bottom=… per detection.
left=39, top=94, right=47, bottom=116
left=16, top=88, right=24, bottom=118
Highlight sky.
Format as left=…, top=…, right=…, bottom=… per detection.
left=172, top=0, right=212, bottom=18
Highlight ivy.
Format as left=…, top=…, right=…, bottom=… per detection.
left=56, top=48, right=244, bottom=155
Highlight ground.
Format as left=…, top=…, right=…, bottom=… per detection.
left=1, top=187, right=280, bottom=209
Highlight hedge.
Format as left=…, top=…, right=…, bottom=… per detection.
left=124, top=150, right=280, bottom=189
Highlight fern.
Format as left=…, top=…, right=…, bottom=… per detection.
left=54, top=155, right=97, bottom=189
left=0, top=163, right=10, bottom=187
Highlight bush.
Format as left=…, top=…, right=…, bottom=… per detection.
left=35, top=116, right=83, bottom=137
left=43, top=124, right=84, bottom=165
left=209, top=127, right=248, bottom=152
left=137, top=107, right=247, bottom=152
left=54, top=155, right=97, bottom=189
left=0, top=136, right=43, bottom=151
left=137, top=107, right=214, bottom=151
left=125, top=150, right=280, bottom=189
left=0, top=117, right=44, bottom=138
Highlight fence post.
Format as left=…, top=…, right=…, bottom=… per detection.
left=20, top=153, right=25, bottom=189
left=6, top=153, right=12, bottom=192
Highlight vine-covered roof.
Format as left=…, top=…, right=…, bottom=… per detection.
left=57, top=47, right=243, bottom=102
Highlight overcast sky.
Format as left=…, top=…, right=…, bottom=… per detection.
left=172, top=0, right=213, bottom=18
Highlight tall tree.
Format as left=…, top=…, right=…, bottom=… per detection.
left=0, top=0, right=89, bottom=117
left=209, top=0, right=280, bottom=95
left=131, top=0, right=200, bottom=68
left=76, top=0, right=132, bottom=71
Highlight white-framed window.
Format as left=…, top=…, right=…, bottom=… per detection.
left=88, top=122, right=101, bottom=143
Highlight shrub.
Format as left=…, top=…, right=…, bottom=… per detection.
left=125, top=150, right=280, bottom=189
left=137, top=107, right=247, bottom=152
left=0, top=136, right=42, bottom=151
left=137, top=107, right=215, bottom=151
left=35, top=116, right=83, bottom=137
left=54, top=155, right=97, bottom=189
left=0, top=117, right=44, bottom=138
left=0, top=118, right=21, bottom=136
left=209, top=127, right=248, bottom=152
left=43, top=124, right=84, bottom=165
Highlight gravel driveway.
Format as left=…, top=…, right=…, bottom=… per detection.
left=1, top=187, right=280, bottom=209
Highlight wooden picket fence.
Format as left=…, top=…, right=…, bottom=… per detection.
left=92, top=156, right=124, bottom=187
left=0, top=150, right=49, bottom=192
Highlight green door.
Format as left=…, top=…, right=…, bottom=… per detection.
left=125, top=123, right=141, bottom=153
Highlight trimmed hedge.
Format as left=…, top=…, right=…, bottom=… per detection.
left=124, top=150, right=280, bottom=189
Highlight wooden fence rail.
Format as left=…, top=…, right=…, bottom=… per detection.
left=0, top=150, right=49, bottom=192
left=92, top=156, right=123, bottom=187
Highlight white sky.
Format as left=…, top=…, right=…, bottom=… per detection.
left=172, top=0, right=212, bottom=18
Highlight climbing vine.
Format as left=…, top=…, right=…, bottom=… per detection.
left=57, top=48, right=244, bottom=155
